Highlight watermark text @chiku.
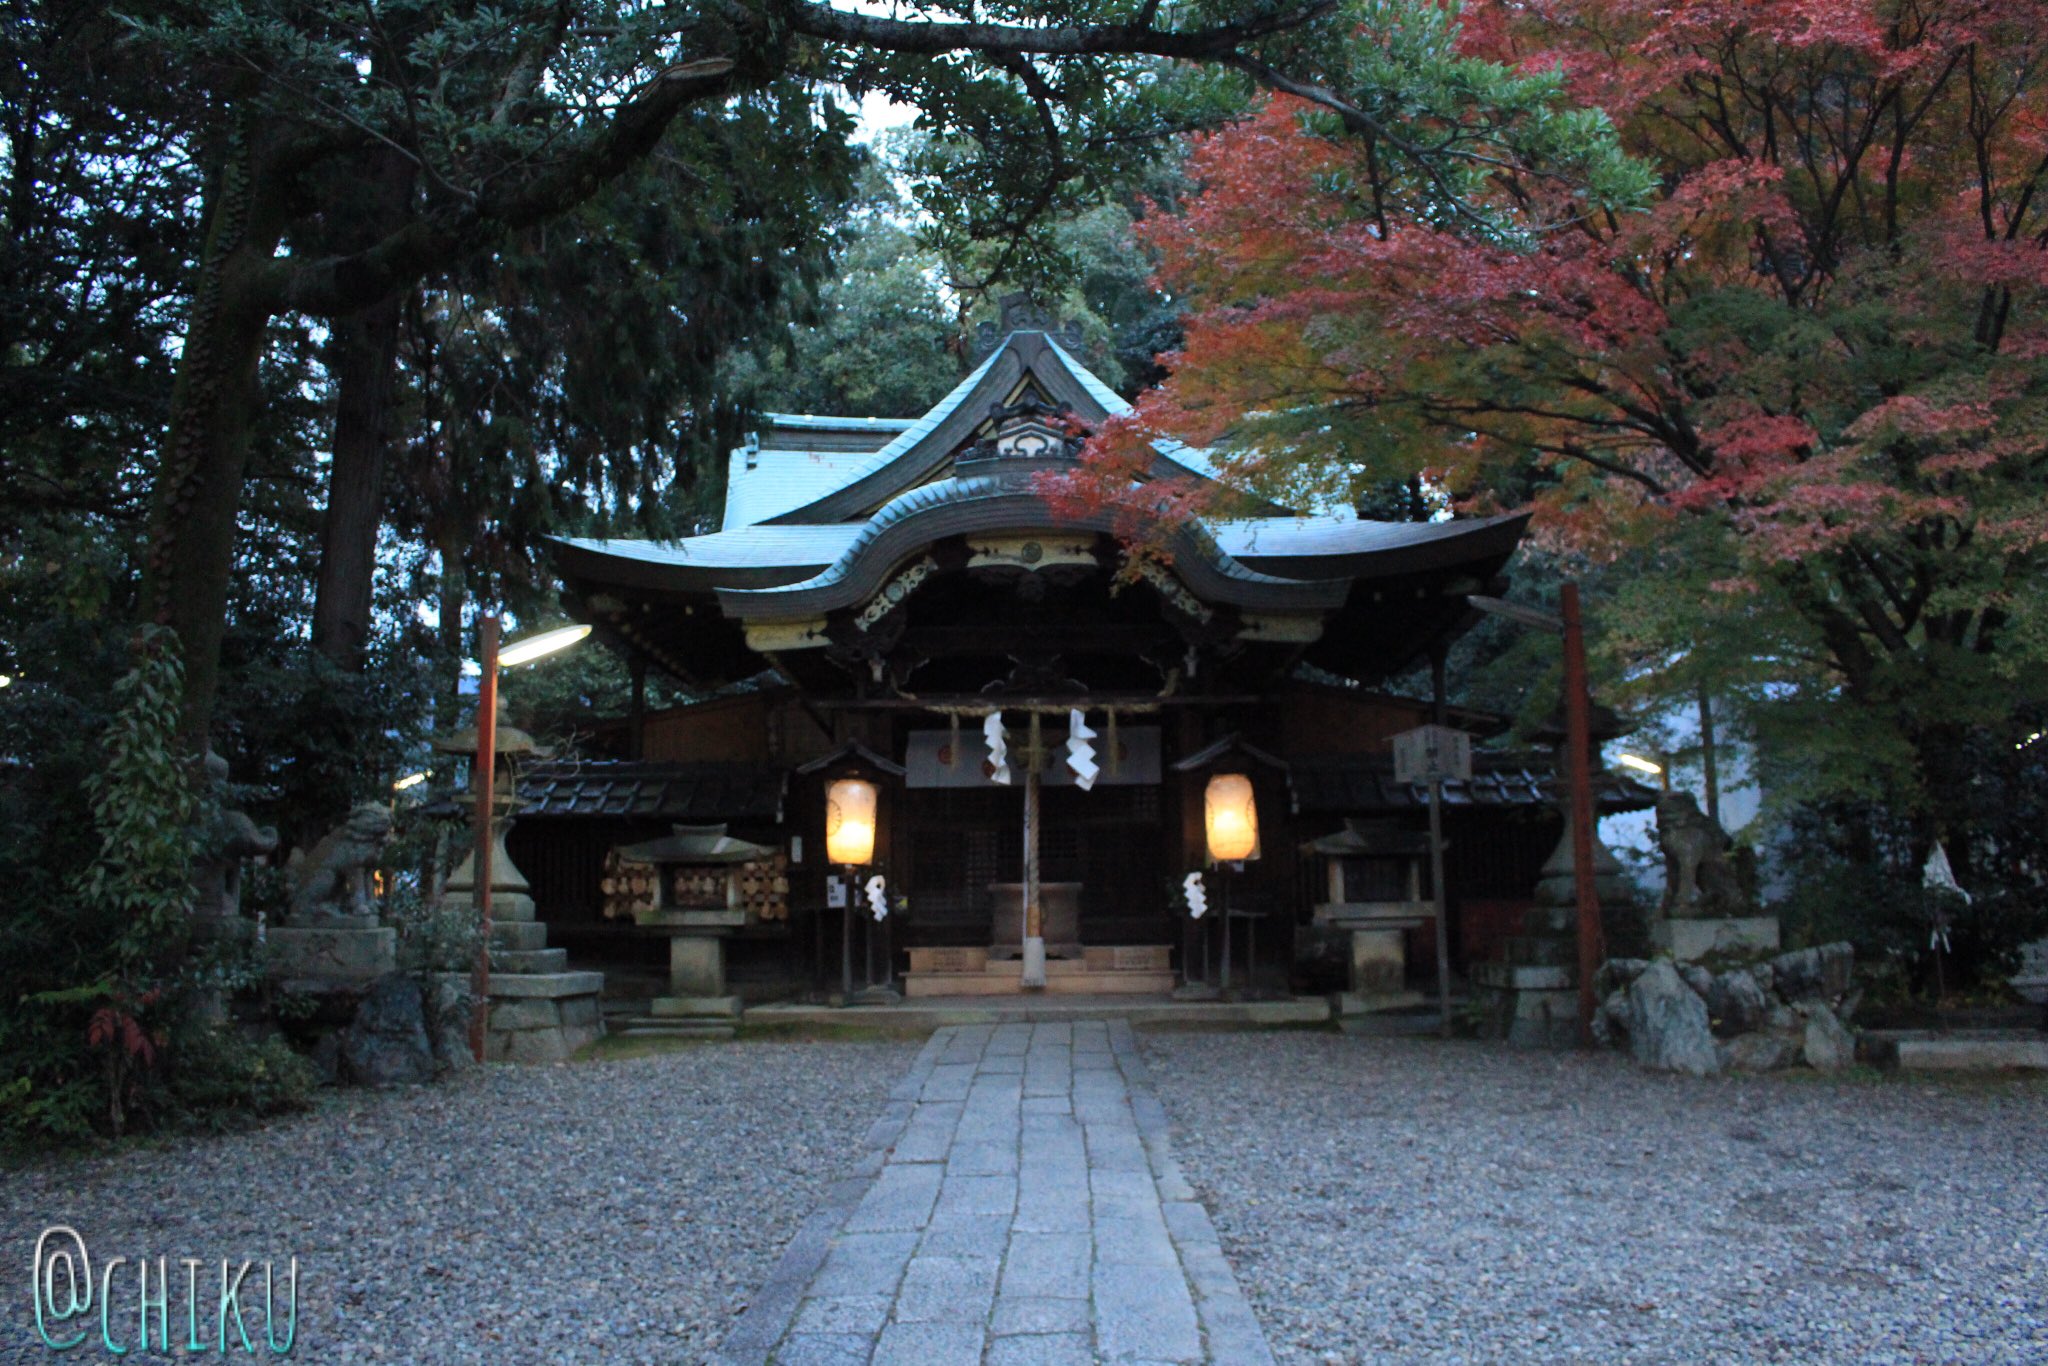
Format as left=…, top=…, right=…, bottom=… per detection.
left=32, top=1227, right=298, bottom=1356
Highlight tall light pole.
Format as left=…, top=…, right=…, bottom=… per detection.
left=465, top=618, right=590, bottom=1063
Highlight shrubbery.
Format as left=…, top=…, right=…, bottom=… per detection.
left=0, top=630, right=317, bottom=1151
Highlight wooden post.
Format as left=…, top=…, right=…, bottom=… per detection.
left=1429, top=646, right=1454, bottom=1037
left=1698, top=686, right=1719, bottom=825
left=1560, top=584, right=1604, bottom=1045
left=1021, top=712, right=1046, bottom=988
left=467, top=614, right=500, bottom=1064
left=629, top=655, right=647, bottom=761
left=841, top=865, right=855, bottom=1003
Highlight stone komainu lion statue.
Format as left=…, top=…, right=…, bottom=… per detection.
left=1656, top=791, right=1753, bottom=919
left=287, top=802, right=394, bottom=924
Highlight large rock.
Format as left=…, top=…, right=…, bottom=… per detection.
left=1770, top=947, right=1825, bottom=1001
left=1801, top=1003, right=1856, bottom=1071
left=424, top=974, right=475, bottom=1074
left=1624, top=961, right=1722, bottom=1077
left=1596, top=958, right=1651, bottom=997
left=1770, top=943, right=1856, bottom=1003
left=1678, top=963, right=1715, bottom=1001
left=1707, top=969, right=1771, bottom=1037
left=1723, top=1031, right=1804, bottom=1072
left=1817, top=942, right=1854, bottom=999
left=340, top=975, right=434, bottom=1086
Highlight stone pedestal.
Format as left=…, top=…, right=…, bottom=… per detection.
left=656, top=933, right=742, bottom=1019
left=1476, top=815, right=1631, bottom=1048
left=442, top=823, right=607, bottom=1061
left=1470, top=962, right=1578, bottom=1048
left=1652, top=916, right=1781, bottom=963
left=267, top=919, right=397, bottom=981
left=472, top=971, right=607, bottom=1063
left=1333, top=928, right=1424, bottom=1014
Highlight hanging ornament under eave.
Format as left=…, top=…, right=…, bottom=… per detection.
left=1066, top=708, right=1099, bottom=790
left=984, top=712, right=1011, bottom=785
left=865, top=873, right=889, bottom=922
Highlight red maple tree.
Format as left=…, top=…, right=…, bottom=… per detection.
left=1064, top=0, right=2048, bottom=827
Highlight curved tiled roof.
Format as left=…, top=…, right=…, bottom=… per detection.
left=715, top=472, right=1355, bottom=621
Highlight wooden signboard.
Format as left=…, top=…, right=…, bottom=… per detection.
left=1392, top=725, right=1472, bottom=785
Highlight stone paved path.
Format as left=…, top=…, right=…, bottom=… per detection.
left=713, top=1020, right=1275, bottom=1365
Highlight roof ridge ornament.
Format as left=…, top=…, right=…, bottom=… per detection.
left=969, top=291, right=1086, bottom=362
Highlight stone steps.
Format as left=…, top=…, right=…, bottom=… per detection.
left=902, top=969, right=1179, bottom=998
left=1859, top=1029, right=2048, bottom=1071
left=612, top=1019, right=738, bottom=1041
left=489, top=920, right=549, bottom=951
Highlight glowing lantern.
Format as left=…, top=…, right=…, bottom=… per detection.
left=1203, top=773, right=1260, bottom=863
left=825, top=778, right=878, bottom=866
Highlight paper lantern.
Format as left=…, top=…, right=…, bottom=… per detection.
left=1203, top=773, right=1260, bottom=863
left=825, top=778, right=877, bottom=866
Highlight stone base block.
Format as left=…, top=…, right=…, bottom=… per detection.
left=1652, top=916, right=1781, bottom=963
left=1477, top=984, right=1579, bottom=1049
left=482, top=970, right=606, bottom=1065
left=491, top=947, right=568, bottom=974
left=668, top=935, right=729, bottom=998
left=444, top=889, right=535, bottom=922
left=489, top=970, right=605, bottom=998
left=1471, top=962, right=1572, bottom=992
left=490, top=920, right=549, bottom=951
left=1332, top=989, right=1425, bottom=1016
left=1348, top=928, right=1407, bottom=996
left=267, top=926, right=396, bottom=980
left=650, top=995, right=744, bottom=1018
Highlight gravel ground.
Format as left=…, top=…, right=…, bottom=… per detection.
left=3, top=1038, right=916, bottom=1364
left=1143, top=1031, right=2048, bottom=1366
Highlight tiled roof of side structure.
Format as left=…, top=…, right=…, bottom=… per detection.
left=743, top=347, right=1008, bottom=524
left=722, top=448, right=883, bottom=530
left=554, top=525, right=861, bottom=570
left=1288, top=753, right=1657, bottom=815
left=514, top=760, right=786, bottom=821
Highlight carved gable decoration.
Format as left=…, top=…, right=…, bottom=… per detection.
left=959, top=394, right=1087, bottom=469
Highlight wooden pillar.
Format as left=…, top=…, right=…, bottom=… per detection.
left=1021, top=712, right=1046, bottom=988
left=1429, top=643, right=1453, bottom=1036
left=1561, top=583, right=1605, bottom=1044
left=467, top=614, right=500, bottom=1065
left=628, top=655, right=647, bottom=760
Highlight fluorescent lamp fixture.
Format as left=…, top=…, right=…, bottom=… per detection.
left=1615, top=753, right=1663, bottom=775
left=392, top=772, right=429, bottom=791
left=497, top=624, right=591, bottom=668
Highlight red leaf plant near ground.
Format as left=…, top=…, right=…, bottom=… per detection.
left=85, top=987, right=163, bottom=1136
left=1049, top=0, right=2048, bottom=824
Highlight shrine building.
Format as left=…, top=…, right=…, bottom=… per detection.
left=511, top=318, right=1651, bottom=1020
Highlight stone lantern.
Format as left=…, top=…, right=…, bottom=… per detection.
left=1473, top=702, right=1633, bottom=1047
left=432, top=697, right=550, bottom=924
left=432, top=700, right=604, bottom=1062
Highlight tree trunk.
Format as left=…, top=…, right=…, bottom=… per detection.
left=142, top=126, right=285, bottom=749
left=310, top=151, right=417, bottom=670
left=310, top=294, right=403, bottom=668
